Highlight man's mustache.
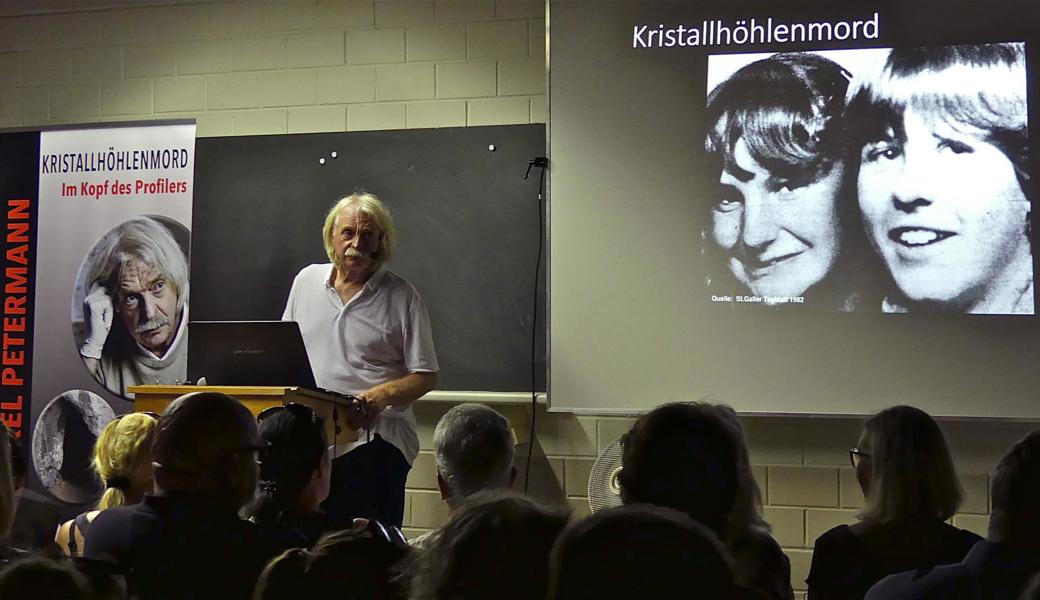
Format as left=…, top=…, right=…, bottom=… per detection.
left=135, top=316, right=170, bottom=333
left=344, top=248, right=375, bottom=259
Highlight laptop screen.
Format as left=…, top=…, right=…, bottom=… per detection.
left=187, top=321, right=317, bottom=388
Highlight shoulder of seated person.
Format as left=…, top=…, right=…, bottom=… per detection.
left=88, top=504, right=136, bottom=527
left=864, top=571, right=913, bottom=600
left=812, top=523, right=855, bottom=547
left=866, top=562, right=957, bottom=600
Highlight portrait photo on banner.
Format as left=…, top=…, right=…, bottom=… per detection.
left=70, top=215, right=192, bottom=399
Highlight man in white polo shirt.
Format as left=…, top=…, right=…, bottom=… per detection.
left=282, top=191, right=439, bottom=527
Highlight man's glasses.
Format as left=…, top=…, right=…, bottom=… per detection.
left=364, top=519, right=409, bottom=550
left=849, top=447, right=871, bottom=468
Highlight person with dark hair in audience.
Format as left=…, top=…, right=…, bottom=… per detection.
left=619, top=402, right=793, bottom=599
left=410, top=403, right=516, bottom=549
left=0, top=555, right=93, bottom=599
left=0, top=422, right=27, bottom=569
left=253, top=520, right=411, bottom=600
left=1020, top=572, right=1040, bottom=600
left=55, top=412, right=158, bottom=556
left=84, top=392, right=269, bottom=600
left=866, top=429, right=1040, bottom=599
left=248, top=403, right=335, bottom=552
left=548, top=504, right=739, bottom=600
left=807, top=405, right=981, bottom=599
left=409, top=490, right=570, bottom=600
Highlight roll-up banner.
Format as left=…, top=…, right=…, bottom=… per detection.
left=1, top=122, right=194, bottom=533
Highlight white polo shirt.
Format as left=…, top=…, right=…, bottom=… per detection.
left=282, top=263, right=439, bottom=464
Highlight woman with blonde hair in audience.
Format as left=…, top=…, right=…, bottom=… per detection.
left=807, top=405, right=981, bottom=599
left=54, top=411, right=158, bottom=556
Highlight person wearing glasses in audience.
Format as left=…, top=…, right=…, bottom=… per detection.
left=248, top=404, right=335, bottom=553
left=807, top=406, right=981, bottom=599
left=253, top=520, right=412, bottom=600
left=867, top=429, right=1040, bottom=600
left=54, top=412, right=158, bottom=556
left=84, top=392, right=270, bottom=600
left=845, top=43, right=1032, bottom=314
left=283, top=192, right=439, bottom=528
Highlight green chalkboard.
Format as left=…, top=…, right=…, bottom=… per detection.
left=190, top=125, right=546, bottom=392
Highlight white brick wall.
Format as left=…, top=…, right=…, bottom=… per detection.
left=0, top=0, right=545, bottom=135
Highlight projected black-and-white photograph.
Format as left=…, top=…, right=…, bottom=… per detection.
left=703, top=43, right=1033, bottom=315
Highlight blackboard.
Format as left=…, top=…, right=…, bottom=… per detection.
left=190, top=125, right=546, bottom=392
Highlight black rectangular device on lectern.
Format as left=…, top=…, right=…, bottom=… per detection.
left=187, top=320, right=317, bottom=388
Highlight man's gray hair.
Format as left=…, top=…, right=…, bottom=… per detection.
left=88, top=216, right=189, bottom=311
left=433, top=403, right=516, bottom=504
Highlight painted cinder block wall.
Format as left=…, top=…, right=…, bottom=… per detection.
left=1, top=2, right=1033, bottom=595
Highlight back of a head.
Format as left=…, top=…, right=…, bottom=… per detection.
left=0, top=556, right=91, bottom=599
left=991, top=429, right=1040, bottom=516
left=433, top=403, right=516, bottom=505
left=249, top=406, right=327, bottom=525
left=619, top=402, right=739, bottom=535
left=548, top=505, right=736, bottom=600
left=254, top=526, right=410, bottom=600
left=411, top=490, right=570, bottom=600
left=860, top=405, right=962, bottom=524
left=93, top=413, right=158, bottom=510
left=152, top=392, right=258, bottom=505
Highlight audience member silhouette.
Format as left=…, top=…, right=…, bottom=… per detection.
left=411, top=403, right=516, bottom=549
left=619, top=402, right=791, bottom=598
left=84, top=392, right=268, bottom=600
left=409, top=490, right=569, bottom=600
left=867, top=429, right=1040, bottom=599
left=619, top=402, right=739, bottom=537
left=807, top=405, right=981, bottom=599
left=248, top=403, right=335, bottom=552
left=547, top=504, right=738, bottom=600
left=55, top=412, right=158, bottom=556
left=253, top=520, right=411, bottom=600
left=0, top=555, right=93, bottom=599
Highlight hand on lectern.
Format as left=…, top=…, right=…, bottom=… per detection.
left=354, top=387, right=390, bottom=430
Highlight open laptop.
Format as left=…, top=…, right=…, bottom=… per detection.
left=187, top=320, right=318, bottom=388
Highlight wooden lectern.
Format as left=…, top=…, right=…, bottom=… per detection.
left=129, top=385, right=360, bottom=444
